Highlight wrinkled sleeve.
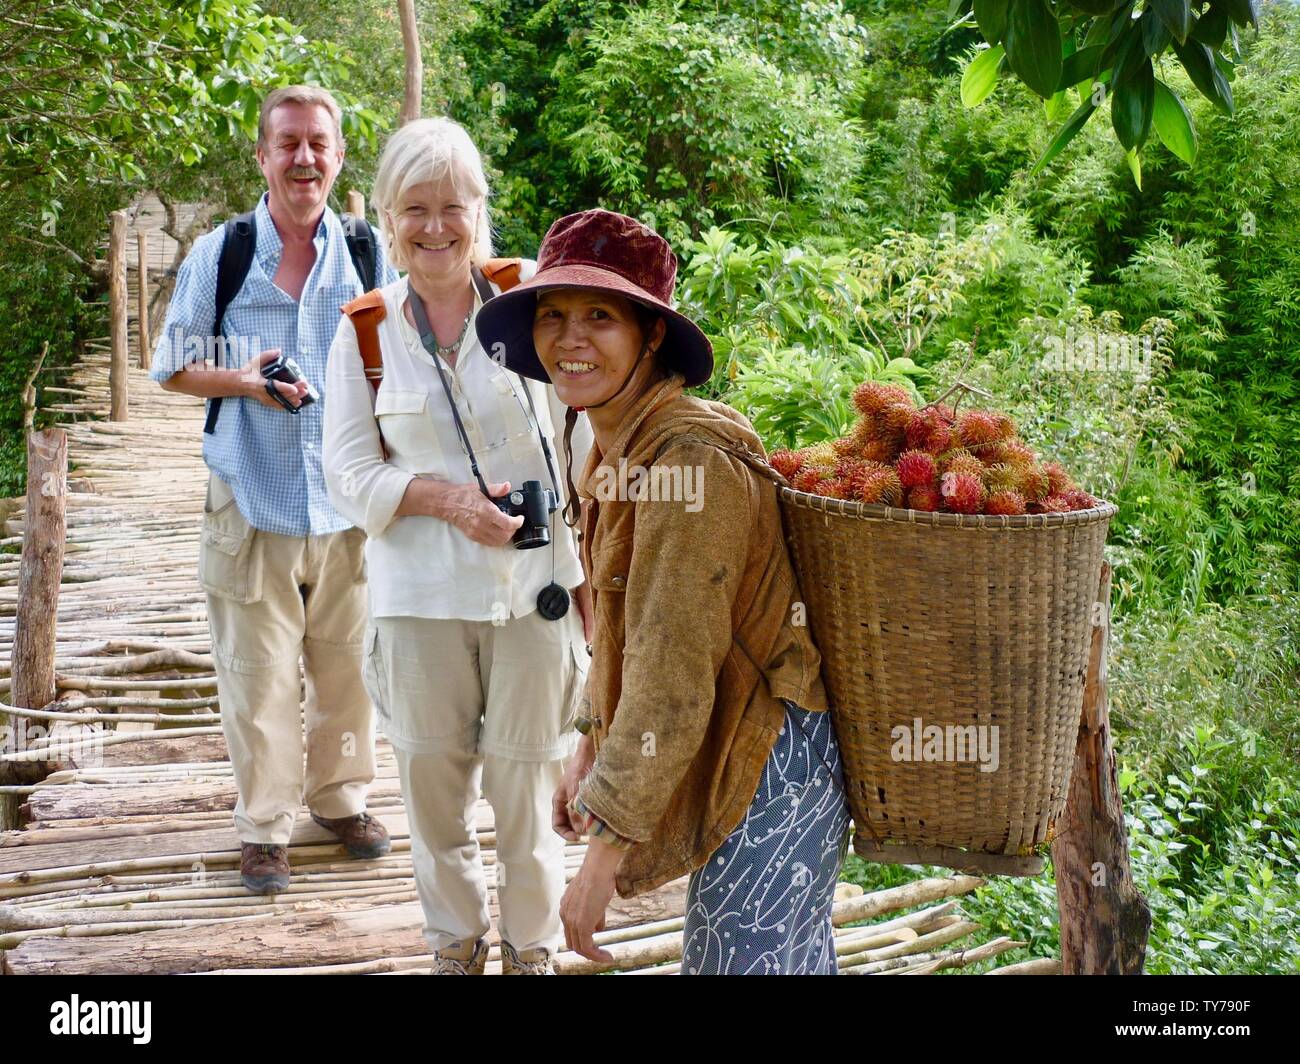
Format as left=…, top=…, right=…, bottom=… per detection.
left=149, top=233, right=219, bottom=384
left=322, top=312, right=415, bottom=538
left=576, top=441, right=753, bottom=842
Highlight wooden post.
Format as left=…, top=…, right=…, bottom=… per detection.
left=397, top=0, right=422, bottom=126
left=108, top=210, right=129, bottom=421
left=136, top=230, right=151, bottom=370
left=1051, top=562, right=1151, bottom=973
left=1, top=429, right=68, bottom=824
left=346, top=189, right=365, bottom=221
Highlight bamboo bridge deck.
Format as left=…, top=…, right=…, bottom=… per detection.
left=0, top=207, right=1049, bottom=976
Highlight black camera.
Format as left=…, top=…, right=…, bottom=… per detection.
left=261, top=354, right=319, bottom=413
left=492, top=480, right=557, bottom=550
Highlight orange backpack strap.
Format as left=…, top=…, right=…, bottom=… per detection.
left=481, top=257, right=523, bottom=292
left=341, top=289, right=387, bottom=396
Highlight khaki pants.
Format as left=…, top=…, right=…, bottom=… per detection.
left=199, top=474, right=376, bottom=844
left=363, top=607, right=588, bottom=953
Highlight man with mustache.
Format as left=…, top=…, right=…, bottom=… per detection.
left=150, top=87, right=398, bottom=894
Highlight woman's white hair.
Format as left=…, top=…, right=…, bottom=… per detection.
left=371, top=117, right=493, bottom=271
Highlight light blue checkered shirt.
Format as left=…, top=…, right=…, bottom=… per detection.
left=150, top=191, right=398, bottom=535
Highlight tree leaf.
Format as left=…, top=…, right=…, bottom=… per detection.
left=962, top=43, right=1005, bottom=107
left=973, top=0, right=1010, bottom=43
left=1172, top=37, right=1235, bottom=114
left=1218, top=0, right=1259, bottom=30
left=1151, top=0, right=1192, bottom=44
left=1003, top=0, right=1062, bottom=99
left=1153, top=79, right=1197, bottom=163
left=1112, top=56, right=1155, bottom=150
left=1030, top=97, right=1098, bottom=175
left=1190, top=7, right=1229, bottom=48
left=1126, top=147, right=1143, bottom=190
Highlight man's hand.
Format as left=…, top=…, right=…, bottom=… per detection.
left=242, top=348, right=309, bottom=411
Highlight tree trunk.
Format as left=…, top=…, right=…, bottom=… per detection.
left=1051, top=563, right=1151, bottom=973
left=108, top=210, right=129, bottom=421
left=398, top=0, right=422, bottom=126
left=137, top=230, right=151, bottom=370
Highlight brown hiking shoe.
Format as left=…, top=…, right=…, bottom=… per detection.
left=430, top=938, right=488, bottom=975
left=240, top=843, right=290, bottom=895
left=310, top=811, right=391, bottom=860
left=500, top=941, right=555, bottom=975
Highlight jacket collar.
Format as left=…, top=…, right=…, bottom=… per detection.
left=578, top=374, right=685, bottom=500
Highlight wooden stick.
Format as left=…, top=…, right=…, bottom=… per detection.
left=986, top=956, right=1062, bottom=975
left=136, top=230, right=151, bottom=369
left=345, top=190, right=365, bottom=222
left=397, top=0, right=422, bottom=125
left=21, top=341, right=48, bottom=432
left=108, top=210, right=129, bottom=421
left=1052, top=563, right=1151, bottom=974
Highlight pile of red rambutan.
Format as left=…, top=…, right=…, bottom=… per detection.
left=769, top=381, right=1100, bottom=515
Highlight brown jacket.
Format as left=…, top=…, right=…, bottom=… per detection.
left=575, top=375, right=828, bottom=897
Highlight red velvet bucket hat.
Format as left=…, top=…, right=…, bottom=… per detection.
left=474, top=209, right=714, bottom=387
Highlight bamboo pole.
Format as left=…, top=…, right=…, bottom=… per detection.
left=136, top=230, right=151, bottom=369
left=1052, top=563, right=1151, bottom=974
left=397, top=0, right=422, bottom=125
left=108, top=210, right=129, bottom=421
left=346, top=189, right=365, bottom=221
left=2, top=428, right=70, bottom=821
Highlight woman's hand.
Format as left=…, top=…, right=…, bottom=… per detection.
left=400, top=479, right=524, bottom=546
left=560, top=838, right=620, bottom=964
left=552, top=733, right=596, bottom=842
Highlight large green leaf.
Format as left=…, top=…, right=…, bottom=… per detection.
left=962, top=44, right=1005, bottom=107
left=1190, top=7, right=1230, bottom=47
left=1058, top=44, right=1104, bottom=90
left=1151, top=0, right=1192, bottom=43
left=1003, top=0, right=1062, bottom=99
left=1112, top=56, right=1155, bottom=150
left=1031, top=97, right=1098, bottom=175
left=1173, top=37, right=1235, bottom=114
left=973, top=0, right=1010, bottom=43
left=1152, top=78, right=1198, bottom=163
left=1218, top=0, right=1259, bottom=30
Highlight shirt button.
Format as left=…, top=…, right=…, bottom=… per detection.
left=611, top=575, right=626, bottom=588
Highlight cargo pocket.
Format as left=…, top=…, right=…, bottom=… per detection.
left=340, top=525, right=368, bottom=585
left=362, top=626, right=388, bottom=720
left=561, top=635, right=592, bottom=735
left=197, top=478, right=263, bottom=604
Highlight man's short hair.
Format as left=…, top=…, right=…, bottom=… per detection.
left=257, top=86, right=345, bottom=151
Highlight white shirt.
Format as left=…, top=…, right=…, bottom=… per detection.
left=323, top=265, right=592, bottom=621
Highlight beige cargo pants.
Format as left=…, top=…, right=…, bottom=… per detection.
left=364, top=607, right=588, bottom=955
left=199, top=473, right=376, bottom=844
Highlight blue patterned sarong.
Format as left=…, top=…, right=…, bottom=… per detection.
left=681, top=702, right=850, bottom=975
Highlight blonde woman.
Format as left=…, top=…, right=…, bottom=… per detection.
left=323, top=118, right=593, bottom=975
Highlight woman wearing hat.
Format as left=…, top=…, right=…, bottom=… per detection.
left=475, top=209, right=851, bottom=975
left=322, top=118, right=593, bottom=975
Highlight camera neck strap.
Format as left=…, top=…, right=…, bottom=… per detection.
left=407, top=274, right=562, bottom=503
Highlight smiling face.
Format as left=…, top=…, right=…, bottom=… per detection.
left=388, top=176, right=479, bottom=285
left=255, top=101, right=343, bottom=224
left=532, top=289, right=666, bottom=409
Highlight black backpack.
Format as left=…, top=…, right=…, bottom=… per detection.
left=203, top=209, right=378, bottom=435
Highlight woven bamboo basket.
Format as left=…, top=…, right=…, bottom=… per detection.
left=779, top=488, right=1118, bottom=876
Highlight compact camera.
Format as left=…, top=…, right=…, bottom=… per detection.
left=492, top=480, right=557, bottom=550
left=261, top=354, right=319, bottom=413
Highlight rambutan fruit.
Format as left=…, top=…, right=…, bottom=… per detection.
left=1062, top=488, right=1099, bottom=511
left=907, top=484, right=943, bottom=512
left=896, top=449, right=938, bottom=490
left=940, top=471, right=985, bottom=515
left=955, top=409, right=1003, bottom=449
left=1043, top=461, right=1075, bottom=496
left=1002, top=441, right=1038, bottom=469
left=1040, top=494, right=1072, bottom=514
left=880, top=401, right=915, bottom=435
left=985, top=490, right=1027, bottom=516
left=981, top=463, right=1020, bottom=494
left=851, top=464, right=904, bottom=506
left=818, top=478, right=852, bottom=500
left=797, top=441, right=838, bottom=472
left=932, top=402, right=956, bottom=423
left=769, top=449, right=803, bottom=480
left=832, top=435, right=860, bottom=458
left=790, top=468, right=826, bottom=494
left=1015, top=463, right=1051, bottom=502
left=852, top=381, right=912, bottom=418
left=834, top=456, right=866, bottom=480
left=860, top=436, right=901, bottom=464
left=942, top=452, right=986, bottom=481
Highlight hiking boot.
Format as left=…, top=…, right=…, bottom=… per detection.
left=500, top=941, right=555, bottom=975
left=310, top=810, right=391, bottom=860
left=430, top=938, right=489, bottom=975
left=240, top=843, right=290, bottom=895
